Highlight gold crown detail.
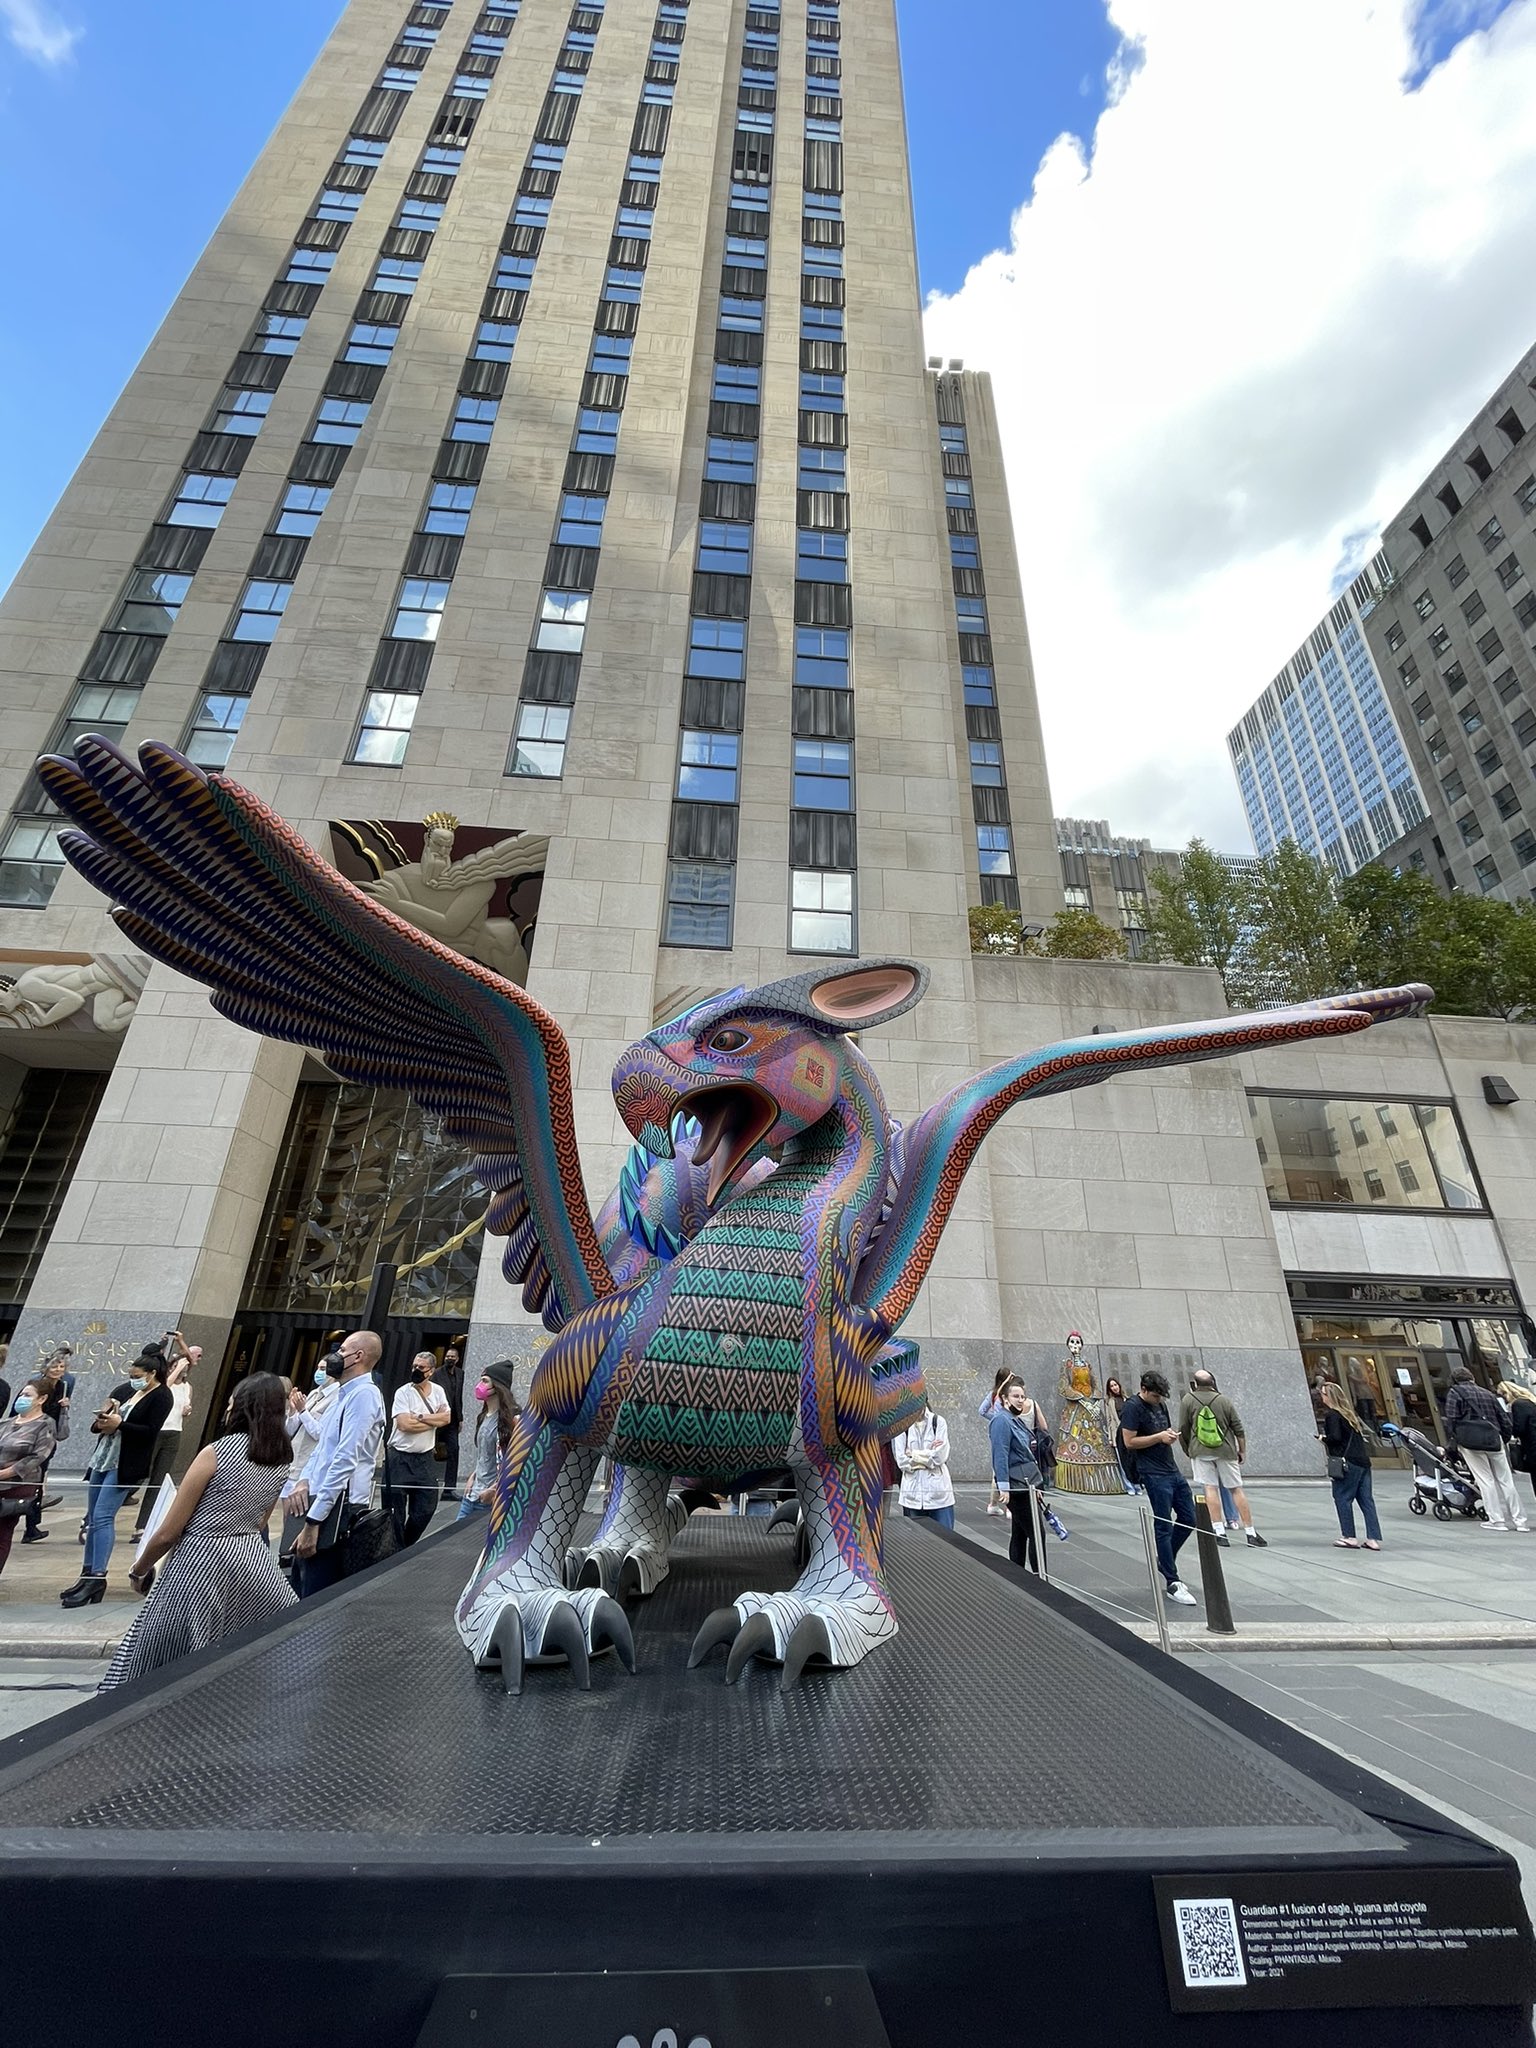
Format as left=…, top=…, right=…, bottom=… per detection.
left=422, top=811, right=460, bottom=834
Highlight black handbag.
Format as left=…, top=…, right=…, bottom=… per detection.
left=343, top=1504, right=399, bottom=1576
left=1326, top=1454, right=1350, bottom=1483
left=1452, top=1416, right=1503, bottom=1453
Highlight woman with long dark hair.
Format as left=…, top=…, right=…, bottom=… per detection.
left=457, top=1359, right=521, bottom=1522
left=99, top=1372, right=298, bottom=1690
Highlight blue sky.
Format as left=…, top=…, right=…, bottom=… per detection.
left=0, top=0, right=1114, bottom=591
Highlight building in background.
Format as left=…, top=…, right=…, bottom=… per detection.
left=1053, top=817, right=1181, bottom=958
left=1360, top=344, right=1536, bottom=899
left=1227, top=557, right=1428, bottom=874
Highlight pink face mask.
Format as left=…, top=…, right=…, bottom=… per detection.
left=474, top=1380, right=492, bottom=1402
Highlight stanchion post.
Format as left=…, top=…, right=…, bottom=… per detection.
left=1192, top=1498, right=1236, bottom=1635
left=1139, top=1498, right=1172, bottom=1655
left=1028, top=1487, right=1049, bottom=1583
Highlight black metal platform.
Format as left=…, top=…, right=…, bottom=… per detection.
left=0, top=1513, right=1530, bottom=2046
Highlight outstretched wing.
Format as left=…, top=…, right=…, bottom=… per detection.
left=38, top=737, right=612, bottom=1330
left=853, top=984, right=1432, bottom=1335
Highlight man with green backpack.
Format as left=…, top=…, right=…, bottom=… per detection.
left=1177, top=1369, right=1268, bottom=1550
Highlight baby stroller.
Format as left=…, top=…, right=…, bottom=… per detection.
left=1380, top=1422, right=1486, bottom=1521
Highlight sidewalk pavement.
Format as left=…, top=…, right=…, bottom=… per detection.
left=949, top=1476, right=1536, bottom=1652
left=4, top=1473, right=1534, bottom=1658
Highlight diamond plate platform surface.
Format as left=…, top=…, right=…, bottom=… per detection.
left=0, top=1515, right=1389, bottom=1853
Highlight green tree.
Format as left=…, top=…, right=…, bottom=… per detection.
left=1040, top=907, right=1126, bottom=960
left=1432, top=894, right=1536, bottom=1019
left=967, top=903, right=1027, bottom=955
left=1142, top=840, right=1248, bottom=1001
left=1242, top=839, right=1361, bottom=1006
left=1338, top=862, right=1446, bottom=992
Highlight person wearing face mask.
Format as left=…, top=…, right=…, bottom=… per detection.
left=457, top=1359, right=521, bottom=1522
left=281, top=1331, right=386, bottom=1599
left=0, top=1380, right=57, bottom=1576
left=284, top=1358, right=341, bottom=1478
left=63, top=1347, right=173, bottom=1606
left=385, top=1350, right=451, bottom=1546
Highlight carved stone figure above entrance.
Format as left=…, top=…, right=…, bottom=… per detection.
left=0, top=952, right=148, bottom=1037
left=328, top=814, right=548, bottom=986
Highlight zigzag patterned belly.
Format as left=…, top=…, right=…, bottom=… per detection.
left=609, top=1214, right=806, bottom=1471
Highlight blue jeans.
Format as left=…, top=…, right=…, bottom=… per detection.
left=1331, top=1462, right=1381, bottom=1541
left=1141, top=1470, right=1195, bottom=1587
left=902, top=1505, right=955, bottom=1530
left=82, top=1470, right=128, bottom=1577
left=455, top=1495, right=489, bottom=1524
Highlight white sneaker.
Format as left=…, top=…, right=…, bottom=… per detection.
left=1165, top=1581, right=1198, bottom=1606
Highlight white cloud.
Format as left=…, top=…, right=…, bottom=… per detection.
left=923, top=0, right=1536, bottom=853
left=0, top=0, right=80, bottom=66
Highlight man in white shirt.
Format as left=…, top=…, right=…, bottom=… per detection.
left=283, top=1330, right=385, bottom=1598
left=385, top=1349, right=450, bottom=1547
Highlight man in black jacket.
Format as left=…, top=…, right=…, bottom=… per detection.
left=1444, top=1365, right=1528, bottom=1532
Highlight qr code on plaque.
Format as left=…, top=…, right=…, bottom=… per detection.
left=1173, top=1897, right=1247, bottom=1988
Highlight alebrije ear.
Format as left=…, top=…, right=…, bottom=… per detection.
left=804, top=961, right=926, bottom=1028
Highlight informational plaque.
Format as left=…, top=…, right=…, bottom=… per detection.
left=414, top=1967, right=891, bottom=2047
left=1154, top=1869, right=1536, bottom=2013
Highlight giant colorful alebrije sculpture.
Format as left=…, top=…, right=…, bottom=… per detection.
left=38, top=739, right=1432, bottom=1692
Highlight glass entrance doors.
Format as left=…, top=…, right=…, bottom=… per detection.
left=1298, top=1307, right=1535, bottom=1460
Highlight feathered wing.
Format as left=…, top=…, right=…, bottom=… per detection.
left=38, top=738, right=613, bottom=1331
left=852, top=984, right=1433, bottom=1335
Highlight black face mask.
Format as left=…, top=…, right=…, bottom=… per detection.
left=409, top=1368, right=428, bottom=1385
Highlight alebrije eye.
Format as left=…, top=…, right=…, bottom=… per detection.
left=710, top=1027, right=750, bottom=1052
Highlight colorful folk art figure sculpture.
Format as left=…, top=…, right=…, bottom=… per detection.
left=37, top=738, right=1434, bottom=1693
left=1053, top=1331, right=1124, bottom=1497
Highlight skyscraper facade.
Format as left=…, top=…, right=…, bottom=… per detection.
left=1360, top=344, right=1536, bottom=898
left=1227, top=558, right=1428, bottom=874
left=0, top=0, right=1335, bottom=1474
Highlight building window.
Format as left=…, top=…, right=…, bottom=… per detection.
left=346, top=322, right=400, bottom=364
left=796, top=529, right=847, bottom=581
left=210, top=389, right=273, bottom=436
left=589, top=335, right=633, bottom=378
left=574, top=408, right=620, bottom=456
left=1480, top=516, right=1506, bottom=553
left=969, top=740, right=1004, bottom=787
left=677, top=730, right=740, bottom=804
left=705, top=437, right=757, bottom=485
left=255, top=313, right=308, bottom=355
left=343, top=136, right=387, bottom=168
left=390, top=578, right=452, bottom=641
left=285, top=247, right=336, bottom=287
left=474, top=320, right=520, bottom=362
left=556, top=494, right=606, bottom=547
left=0, top=818, right=66, bottom=907
left=1413, top=591, right=1436, bottom=619
left=719, top=295, right=764, bottom=332
left=350, top=691, right=419, bottom=766
left=711, top=363, right=760, bottom=403
left=697, top=521, right=752, bottom=574
left=1445, top=554, right=1468, bottom=589
left=794, top=626, right=849, bottom=688
left=398, top=197, right=445, bottom=231
left=372, top=257, right=424, bottom=295
left=1461, top=590, right=1487, bottom=625
left=493, top=253, right=536, bottom=292
left=1497, top=552, right=1524, bottom=590
left=688, top=618, right=746, bottom=679
left=112, top=569, right=193, bottom=636
left=166, top=472, right=236, bottom=529
left=273, top=483, right=332, bottom=538
left=313, top=397, right=370, bottom=445
left=799, top=372, right=845, bottom=413
left=963, top=665, right=996, bottom=706
left=1247, top=1093, right=1482, bottom=1210
left=449, top=395, right=499, bottom=442
left=790, top=869, right=853, bottom=953
left=230, top=579, right=293, bottom=643
left=798, top=445, right=846, bottom=490
left=977, top=824, right=1014, bottom=875
left=508, top=702, right=570, bottom=778
left=663, top=860, right=733, bottom=947
left=534, top=590, right=588, bottom=653
left=792, top=738, right=851, bottom=811
left=184, top=692, right=249, bottom=769
left=423, top=482, right=476, bottom=535
left=1474, top=855, right=1501, bottom=891
left=604, top=266, right=645, bottom=304
left=422, top=146, right=466, bottom=176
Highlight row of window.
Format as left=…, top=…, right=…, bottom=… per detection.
left=1401, top=402, right=1529, bottom=555
left=503, top=7, right=692, bottom=785
left=661, top=0, right=859, bottom=955
left=346, top=3, right=611, bottom=769
left=0, top=0, right=460, bottom=906
left=185, top=9, right=521, bottom=774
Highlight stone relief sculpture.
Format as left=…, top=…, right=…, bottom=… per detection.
left=40, top=737, right=1432, bottom=1696
left=356, top=812, right=549, bottom=986
left=0, top=953, right=147, bottom=1034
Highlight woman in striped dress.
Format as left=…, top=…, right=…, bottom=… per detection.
left=101, top=1373, right=297, bottom=1691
